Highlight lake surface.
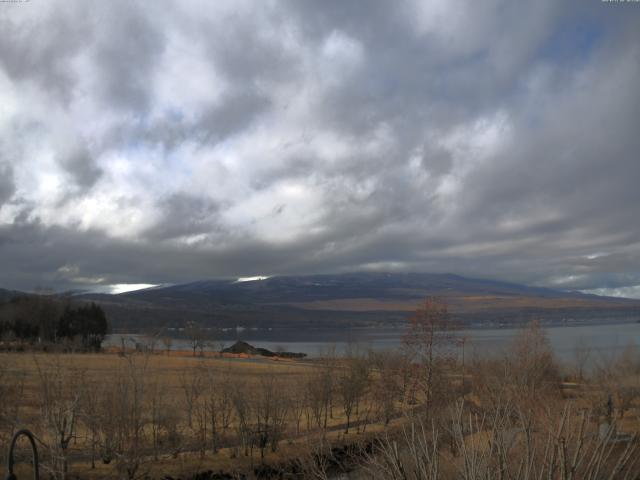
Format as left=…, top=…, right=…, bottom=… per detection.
left=106, top=321, right=640, bottom=366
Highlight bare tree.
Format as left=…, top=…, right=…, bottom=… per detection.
left=148, top=379, right=181, bottom=460
left=254, top=374, right=289, bottom=458
left=35, top=357, right=83, bottom=480
left=79, top=377, right=103, bottom=469
left=204, top=368, right=234, bottom=454
left=472, top=322, right=560, bottom=413
left=370, top=351, right=403, bottom=426
left=307, top=362, right=334, bottom=433
left=179, top=363, right=205, bottom=429
left=184, top=322, right=206, bottom=357
left=289, top=383, right=309, bottom=435
left=193, top=389, right=209, bottom=458
left=145, top=329, right=163, bottom=354
left=231, top=380, right=253, bottom=459
left=98, top=356, right=150, bottom=480
left=403, top=297, right=459, bottom=408
left=161, top=335, right=173, bottom=355
left=338, top=353, right=370, bottom=433
left=509, top=320, right=560, bottom=401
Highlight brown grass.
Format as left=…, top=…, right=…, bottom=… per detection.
left=0, top=350, right=392, bottom=479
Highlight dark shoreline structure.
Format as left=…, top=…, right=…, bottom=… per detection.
left=221, top=340, right=306, bottom=359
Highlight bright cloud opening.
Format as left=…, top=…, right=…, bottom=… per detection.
left=109, top=284, right=158, bottom=294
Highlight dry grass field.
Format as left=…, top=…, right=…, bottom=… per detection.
left=0, top=349, right=406, bottom=479
left=1, top=350, right=316, bottom=417
left=3, top=320, right=640, bottom=479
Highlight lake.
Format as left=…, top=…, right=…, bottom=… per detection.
left=106, top=320, right=640, bottom=366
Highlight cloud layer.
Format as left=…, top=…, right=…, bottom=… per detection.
left=1, top=0, right=639, bottom=295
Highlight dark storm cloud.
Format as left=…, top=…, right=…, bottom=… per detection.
left=0, top=0, right=639, bottom=296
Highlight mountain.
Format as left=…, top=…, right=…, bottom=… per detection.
left=77, top=272, right=640, bottom=331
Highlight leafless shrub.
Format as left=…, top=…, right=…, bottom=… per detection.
left=35, top=356, right=83, bottom=480
left=363, top=423, right=440, bottom=479
left=295, top=438, right=335, bottom=480
left=592, top=343, right=640, bottom=420
left=472, top=321, right=561, bottom=413
left=79, top=376, right=103, bottom=469
left=180, top=362, right=205, bottom=429
left=0, top=358, right=25, bottom=465
left=97, top=355, right=150, bottom=480
left=204, top=367, right=234, bottom=454
left=364, top=400, right=640, bottom=479
left=149, top=379, right=181, bottom=460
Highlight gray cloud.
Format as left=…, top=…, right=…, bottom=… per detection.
left=0, top=2, right=90, bottom=104
left=59, top=145, right=103, bottom=191
left=0, top=163, right=15, bottom=206
left=144, top=193, right=222, bottom=241
left=0, top=0, right=639, bottom=296
left=91, top=2, right=165, bottom=113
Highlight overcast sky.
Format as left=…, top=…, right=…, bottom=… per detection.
left=1, top=0, right=639, bottom=296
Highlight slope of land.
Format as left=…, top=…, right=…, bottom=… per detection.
left=71, top=272, right=640, bottom=330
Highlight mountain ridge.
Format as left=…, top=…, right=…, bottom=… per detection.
left=72, top=272, right=640, bottom=330
left=3, top=273, right=639, bottom=330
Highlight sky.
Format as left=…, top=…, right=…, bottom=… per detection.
left=0, top=0, right=639, bottom=297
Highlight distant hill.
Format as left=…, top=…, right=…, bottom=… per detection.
left=0, top=288, right=22, bottom=302
left=75, top=272, right=640, bottom=331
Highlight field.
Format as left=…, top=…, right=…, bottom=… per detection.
left=4, top=320, right=640, bottom=479
left=0, top=349, right=405, bottom=479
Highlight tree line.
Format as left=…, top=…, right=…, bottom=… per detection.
left=0, top=295, right=108, bottom=350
